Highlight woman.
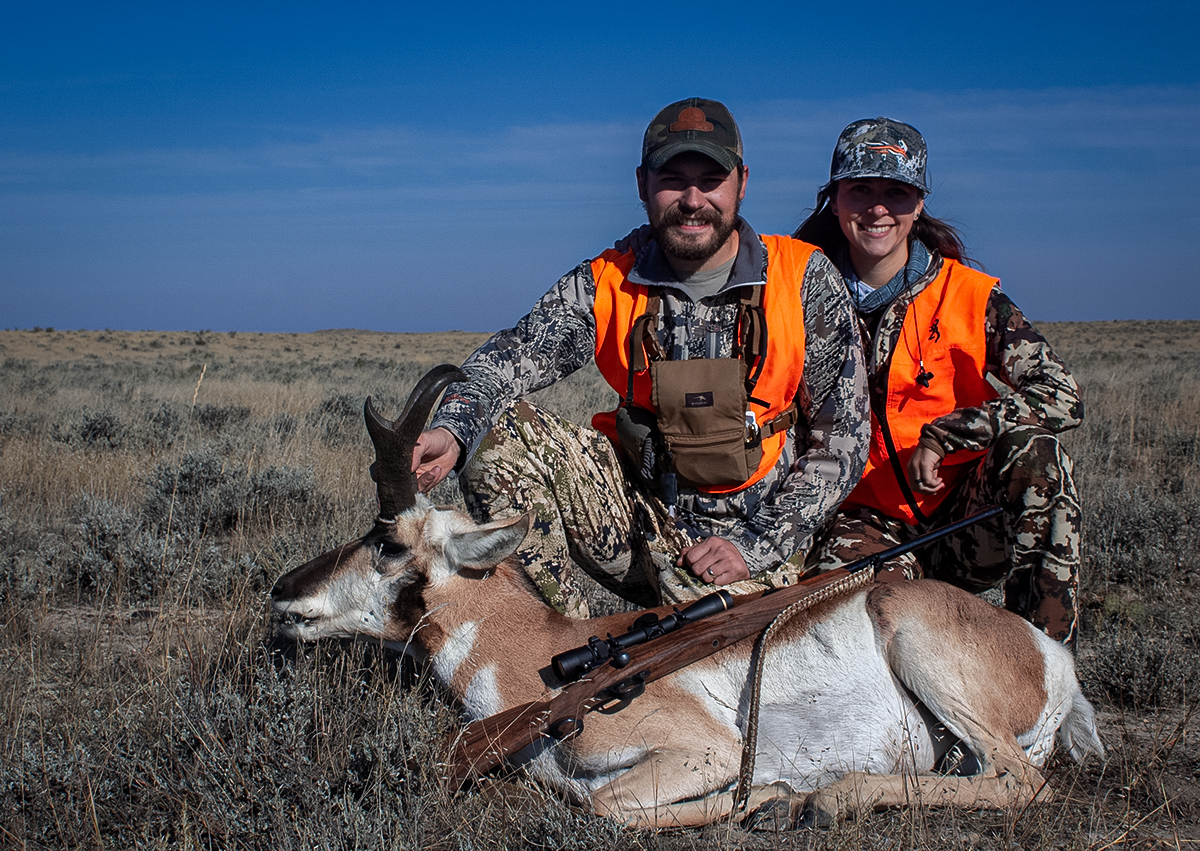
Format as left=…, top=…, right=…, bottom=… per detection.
left=797, top=117, right=1082, bottom=646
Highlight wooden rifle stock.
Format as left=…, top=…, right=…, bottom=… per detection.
left=447, top=505, right=1003, bottom=787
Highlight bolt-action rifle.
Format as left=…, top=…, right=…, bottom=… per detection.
left=447, top=505, right=1003, bottom=788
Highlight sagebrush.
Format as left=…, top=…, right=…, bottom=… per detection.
left=1, top=324, right=1198, bottom=849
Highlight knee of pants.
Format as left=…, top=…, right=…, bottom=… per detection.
left=459, top=402, right=551, bottom=493
left=468, top=401, right=544, bottom=456
left=987, top=427, right=1075, bottom=501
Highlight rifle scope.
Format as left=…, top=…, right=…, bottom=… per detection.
left=552, top=589, right=734, bottom=682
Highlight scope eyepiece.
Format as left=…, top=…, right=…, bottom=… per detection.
left=678, top=590, right=735, bottom=622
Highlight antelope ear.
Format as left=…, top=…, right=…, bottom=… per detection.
left=444, top=513, right=532, bottom=571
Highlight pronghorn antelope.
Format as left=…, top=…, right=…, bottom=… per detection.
left=270, top=365, right=1104, bottom=829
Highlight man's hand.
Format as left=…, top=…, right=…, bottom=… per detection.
left=678, top=537, right=750, bottom=586
left=413, top=427, right=461, bottom=493
left=908, top=445, right=945, bottom=494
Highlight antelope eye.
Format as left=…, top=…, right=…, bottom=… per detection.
left=378, top=540, right=408, bottom=558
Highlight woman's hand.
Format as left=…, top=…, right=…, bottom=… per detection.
left=908, top=445, right=945, bottom=494
left=614, top=224, right=653, bottom=256
left=678, top=537, right=750, bottom=585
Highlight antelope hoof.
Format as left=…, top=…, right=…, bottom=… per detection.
left=795, top=791, right=841, bottom=829
left=744, top=793, right=811, bottom=832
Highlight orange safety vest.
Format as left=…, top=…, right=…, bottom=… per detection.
left=843, top=258, right=1000, bottom=524
left=590, top=234, right=815, bottom=493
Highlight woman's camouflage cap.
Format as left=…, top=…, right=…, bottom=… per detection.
left=827, top=117, right=930, bottom=194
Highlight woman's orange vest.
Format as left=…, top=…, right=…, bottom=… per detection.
left=589, top=234, right=815, bottom=494
left=843, top=258, right=1000, bottom=524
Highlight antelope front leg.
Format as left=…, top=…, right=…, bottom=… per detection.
left=590, top=745, right=739, bottom=829
left=803, top=766, right=1052, bottom=825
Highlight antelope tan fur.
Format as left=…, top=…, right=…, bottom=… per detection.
left=270, top=365, right=1104, bottom=829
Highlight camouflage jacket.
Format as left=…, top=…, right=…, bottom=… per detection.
left=431, top=220, right=871, bottom=574
left=862, top=250, right=1083, bottom=456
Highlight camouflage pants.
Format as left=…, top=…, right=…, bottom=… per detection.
left=806, top=426, right=1080, bottom=645
left=459, top=401, right=781, bottom=618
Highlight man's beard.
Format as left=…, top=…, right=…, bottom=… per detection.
left=648, top=203, right=739, bottom=263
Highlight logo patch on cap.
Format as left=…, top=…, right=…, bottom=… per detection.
left=643, top=98, right=742, bottom=171
left=865, top=140, right=909, bottom=159
left=670, top=107, right=714, bottom=133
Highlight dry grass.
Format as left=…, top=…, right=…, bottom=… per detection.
left=2, top=322, right=1199, bottom=849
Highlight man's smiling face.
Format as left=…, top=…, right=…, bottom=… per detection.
left=638, top=151, right=746, bottom=268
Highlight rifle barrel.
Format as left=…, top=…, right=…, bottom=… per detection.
left=844, top=504, right=1004, bottom=575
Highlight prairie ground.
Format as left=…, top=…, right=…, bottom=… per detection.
left=2, top=323, right=1199, bottom=850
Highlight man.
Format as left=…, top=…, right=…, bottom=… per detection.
left=412, top=98, right=870, bottom=617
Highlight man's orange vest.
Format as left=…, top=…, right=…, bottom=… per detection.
left=843, top=258, right=1000, bottom=523
left=590, top=234, right=815, bottom=494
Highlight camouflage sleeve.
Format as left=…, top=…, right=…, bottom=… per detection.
left=429, top=262, right=599, bottom=463
left=725, top=251, right=872, bottom=572
left=920, top=287, right=1083, bottom=456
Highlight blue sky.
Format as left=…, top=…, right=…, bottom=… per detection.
left=2, top=1, right=1197, bottom=332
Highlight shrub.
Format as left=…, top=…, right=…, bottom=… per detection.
left=144, top=448, right=332, bottom=538
left=74, top=493, right=169, bottom=601
left=1081, top=620, right=1200, bottom=709
left=1084, top=480, right=1200, bottom=589
left=0, top=509, right=66, bottom=601
left=78, top=407, right=127, bottom=448
left=193, top=403, right=252, bottom=433
left=308, top=391, right=363, bottom=447
left=269, top=411, right=298, bottom=442
left=144, top=400, right=183, bottom=436
left=0, top=411, right=22, bottom=437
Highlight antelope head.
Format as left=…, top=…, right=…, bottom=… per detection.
left=270, top=364, right=531, bottom=646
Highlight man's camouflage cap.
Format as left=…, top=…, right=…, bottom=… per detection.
left=642, top=98, right=743, bottom=172
left=827, top=117, right=930, bottom=194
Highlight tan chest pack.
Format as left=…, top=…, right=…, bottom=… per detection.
left=615, top=287, right=798, bottom=493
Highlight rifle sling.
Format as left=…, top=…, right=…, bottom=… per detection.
left=730, top=567, right=876, bottom=814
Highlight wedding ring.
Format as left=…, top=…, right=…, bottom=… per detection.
left=706, top=568, right=714, bottom=577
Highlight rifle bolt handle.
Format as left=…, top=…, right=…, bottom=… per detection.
left=611, top=673, right=647, bottom=701
left=612, top=650, right=631, bottom=668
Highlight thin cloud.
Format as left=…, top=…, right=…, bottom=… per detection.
left=2, top=85, right=1196, bottom=330
left=0, top=122, right=637, bottom=189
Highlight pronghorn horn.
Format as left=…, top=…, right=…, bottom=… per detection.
left=365, top=364, right=467, bottom=520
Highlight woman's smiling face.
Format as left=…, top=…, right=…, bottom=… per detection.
left=831, top=177, right=925, bottom=284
